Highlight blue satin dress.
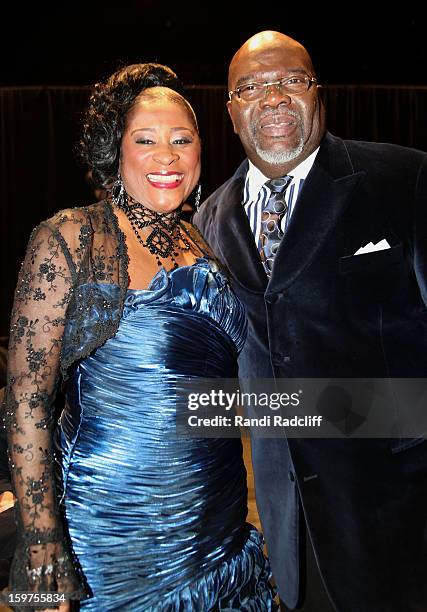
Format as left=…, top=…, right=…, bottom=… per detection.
left=56, top=258, right=277, bottom=611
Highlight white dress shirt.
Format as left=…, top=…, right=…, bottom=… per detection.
left=243, top=147, right=319, bottom=249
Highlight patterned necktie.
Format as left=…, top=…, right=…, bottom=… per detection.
left=260, top=176, right=292, bottom=276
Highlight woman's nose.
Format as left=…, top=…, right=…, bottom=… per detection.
left=152, top=145, right=179, bottom=165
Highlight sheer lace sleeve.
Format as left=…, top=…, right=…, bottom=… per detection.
left=3, top=221, right=89, bottom=604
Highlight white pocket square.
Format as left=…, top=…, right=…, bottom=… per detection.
left=354, top=239, right=391, bottom=255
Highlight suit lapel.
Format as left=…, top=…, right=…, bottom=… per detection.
left=214, top=164, right=268, bottom=293
left=211, top=134, right=365, bottom=295
left=267, top=133, right=366, bottom=293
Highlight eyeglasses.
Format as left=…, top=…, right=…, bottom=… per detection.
left=228, top=75, right=318, bottom=102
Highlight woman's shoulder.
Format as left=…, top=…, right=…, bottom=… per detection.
left=36, top=200, right=113, bottom=244
left=24, top=201, right=115, bottom=262
left=45, top=200, right=106, bottom=231
left=181, top=219, right=211, bottom=250
left=181, top=218, right=230, bottom=278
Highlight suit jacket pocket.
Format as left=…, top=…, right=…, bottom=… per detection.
left=339, top=243, right=404, bottom=275
left=339, top=244, right=406, bottom=303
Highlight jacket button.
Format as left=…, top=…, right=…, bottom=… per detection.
left=265, top=293, right=279, bottom=304
left=272, top=353, right=291, bottom=365
left=288, top=471, right=296, bottom=482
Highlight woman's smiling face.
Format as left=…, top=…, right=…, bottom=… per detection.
left=120, top=88, right=201, bottom=213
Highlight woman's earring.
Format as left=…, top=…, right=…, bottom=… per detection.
left=111, top=173, right=125, bottom=207
left=194, top=184, right=201, bottom=211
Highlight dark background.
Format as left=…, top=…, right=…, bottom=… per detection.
left=1, top=3, right=427, bottom=335
left=1, top=2, right=426, bottom=87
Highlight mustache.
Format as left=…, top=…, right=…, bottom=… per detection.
left=257, top=108, right=301, bottom=123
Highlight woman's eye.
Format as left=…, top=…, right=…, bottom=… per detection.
left=173, top=138, right=192, bottom=145
left=135, top=139, right=154, bottom=145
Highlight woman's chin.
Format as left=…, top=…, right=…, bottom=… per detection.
left=143, top=198, right=184, bottom=215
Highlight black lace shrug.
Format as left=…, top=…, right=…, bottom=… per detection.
left=3, top=199, right=206, bottom=603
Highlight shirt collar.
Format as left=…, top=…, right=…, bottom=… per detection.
left=246, top=146, right=320, bottom=201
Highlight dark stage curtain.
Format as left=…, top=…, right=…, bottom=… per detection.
left=1, top=84, right=427, bottom=335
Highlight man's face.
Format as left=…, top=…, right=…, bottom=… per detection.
left=227, top=42, right=325, bottom=175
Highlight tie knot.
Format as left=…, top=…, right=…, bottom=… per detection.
left=265, top=176, right=292, bottom=194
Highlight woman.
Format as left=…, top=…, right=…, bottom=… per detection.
left=4, top=63, right=277, bottom=610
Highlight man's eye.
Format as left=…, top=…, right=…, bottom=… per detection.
left=242, top=84, right=259, bottom=92
left=286, top=77, right=305, bottom=84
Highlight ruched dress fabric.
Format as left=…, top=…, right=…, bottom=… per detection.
left=54, top=258, right=276, bottom=611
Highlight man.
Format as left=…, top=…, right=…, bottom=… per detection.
left=193, top=31, right=427, bottom=612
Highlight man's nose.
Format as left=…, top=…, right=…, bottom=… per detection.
left=260, top=85, right=292, bottom=108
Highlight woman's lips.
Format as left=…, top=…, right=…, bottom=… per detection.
left=146, top=173, right=184, bottom=189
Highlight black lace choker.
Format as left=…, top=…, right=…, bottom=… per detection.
left=112, top=182, right=192, bottom=268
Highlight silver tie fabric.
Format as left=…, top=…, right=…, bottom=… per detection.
left=260, top=176, right=292, bottom=276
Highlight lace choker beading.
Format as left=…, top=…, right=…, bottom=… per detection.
left=111, top=177, right=193, bottom=267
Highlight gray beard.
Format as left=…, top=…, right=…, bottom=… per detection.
left=254, top=138, right=304, bottom=165
left=252, top=111, right=304, bottom=165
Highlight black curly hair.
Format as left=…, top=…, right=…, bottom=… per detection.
left=78, top=63, right=187, bottom=188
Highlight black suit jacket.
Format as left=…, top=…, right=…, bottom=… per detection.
left=193, top=132, right=427, bottom=611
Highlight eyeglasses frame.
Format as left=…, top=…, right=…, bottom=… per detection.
left=228, top=75, right=318, bottom=102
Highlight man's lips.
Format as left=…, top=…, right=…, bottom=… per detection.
left=259, top=114, right=298, bottom=137
left=146, top=172, right=184, bottom=189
